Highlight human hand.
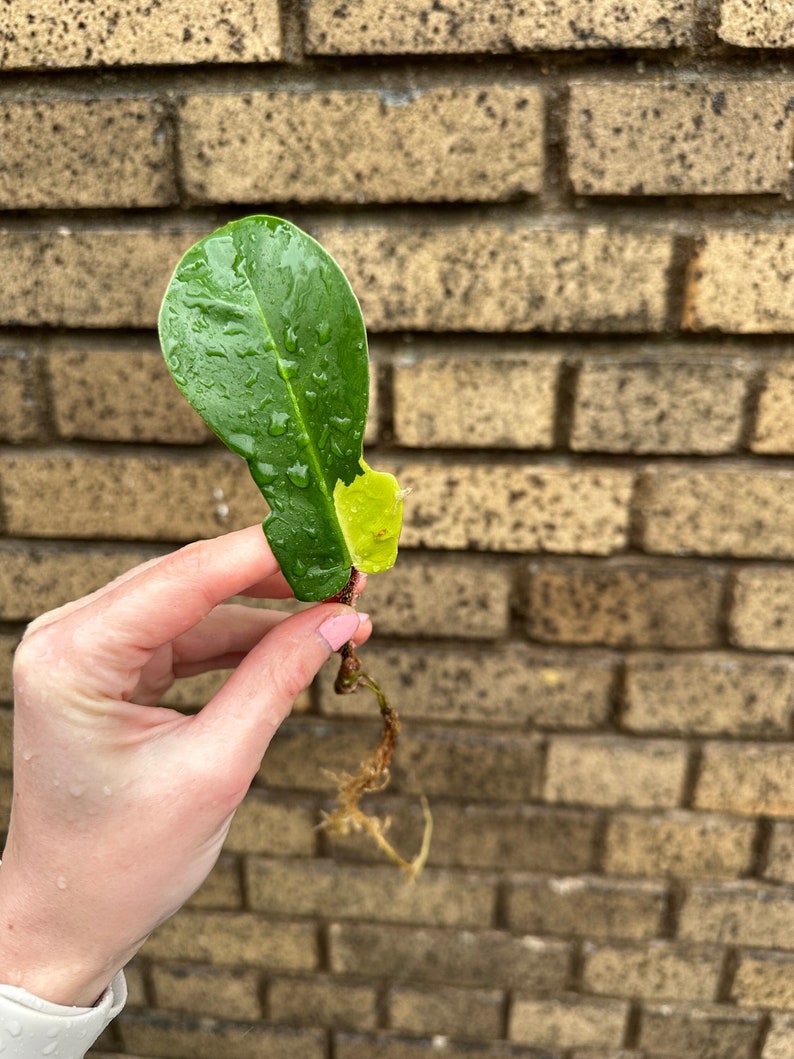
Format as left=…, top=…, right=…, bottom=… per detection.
left=0, top=526, right=369, bottom=1007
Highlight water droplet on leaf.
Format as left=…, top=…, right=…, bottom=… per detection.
left=268, top=412, right=290, bottom=436
left=286, top=462, right=310, bottom=488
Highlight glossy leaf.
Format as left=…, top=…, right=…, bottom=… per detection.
left=158, top=215, right=403, bottom=600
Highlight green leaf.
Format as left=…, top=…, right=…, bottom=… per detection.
left=158, top=215, right=403, bottom=600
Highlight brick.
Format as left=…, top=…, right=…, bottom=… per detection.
left=507, top=875, right=667, bottom=941
left=678, top=882, right=794, bottom=948
left=527, top=561, right=723, bottom=649
left=0, top=451, right=262, bottom=540
left=0, top=349, right=42, bottom=441
left=753, top=362, right=794, bottom=452
left=684, top=231, right=794, bottom=333
left=510, top=997, right=629, bottom=1049
left=544, top=736, right=688, bottom=809
left=336, top=1035, right=563, bottom=1059
left=391, top=460, right=633, bottom=555
left=0, top=711, right=13, bottom=773
left=638, top=1004, right=761, bottom=1059
left=583, top=941, right=721, bottom=1002
left=330, top=922, right=571, bottom=990
left=603, top=810, right=755, bottom=879
left=0, top=228, right=197, bottom=328
left=732, top=950, right=794, bottom=1009
left=269, top=975, right=377, bottom=1031
left=318, top=643, right=615, bottom=729
left=393, top=350, right=559, bottom=449
left=257, top=718, right=381, bottom=793
left=316, top=224, right=673, bottom=332
left=624, top=652, right=794, bottom=736
left=362, top=555, right=512, bottom=641
left=141, top=911, right=317, bottom=969
left=305, top=0, right=692, bottom=53
left=569, top=82, right=794, bottom=195
left=47, top=346, right=209, bottom=444
left=225, top=794, right=316, bottom=856
left=571, top=355, right=748, bottom=453
left=718, top=1, right=794, bottom=46
left=246, top=859, right=495, bottom=928
left=731, top=567, right=794, bottom=650
left=120, top=1014, right=323, bottom=1059
left=1, top=1, right=282, bottom=67
left=0, top=98, right=174, bottom=208
left=764, top=1015, right=794, bottom=1059
left=180, top=86, right=543, bottom=204
left=388, top=984, right=503, bottom=1039
left=640, top=465, right=794, bottom=558
left=122, top=959, right=147, bottom=1008
left=766, top=822, right=794, bottom=884
left=186, top=856, right=242, bottom=910
left=694, top=742, right=794, bottom=817
left=0, top=637, right=19, bottom=704
left=150, top=964, right=261, bottom=1020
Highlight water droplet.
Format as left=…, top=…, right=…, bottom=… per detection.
left=238, top=347, right=259, bottom=358
left=305, top=390, right=318, bottom=409
left=331, top=415, right=352, bottom=433
left=244, top=370, right=258, bottom=389
left=102, top=785, right=112, bottom=797
left=317, top=320, right=332, bottom=344
left=254, top=462, right=277, bottom=484
left=286, top=462, right=310, bottom=489
left=268, top=412, right=290, bottom=436
left=205, top=348, right=228, bottom=359
left=21, top=749, right=33, bottom=762
left=293, top=559, right=308, bottom=577
left=42, top=1040, right=59, bottom=1054
left=5, top=1021, right=21, bottom=1038
left=311, top=370, right=329, bottom=389
left=277, top=359, right=299, bottom=383
left=228, top=432, right=257, bottom=458
left=318, top=424, right=330, bottom=450
left=284, top=325, right=298, bottom=352
left=56, top=876, right=67, bottom=891
left=69, top=782, right=86, bottom=798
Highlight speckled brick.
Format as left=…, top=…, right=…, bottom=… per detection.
left=638, top=1003, right=761, bottom=1058
left=393, top=349, right=560, bottom=448
left=1, top=0, right=282, bottom=68
left=0, top=638, right=18, bottom=704
left=179, top=86, right=543, bottom=204
left=0, top=98, right=175, bottom=208
left=571, top=355, right=749, bottom=453
left=730, top=566, right=794, bottom=650
left=224, top=793, right=316, bottom=856
left=753, top=362, right=794, bottom=452
left=388, top=984, right=503, bottom=1039
left=568, top=82, right=794, bottom=195
left=305, top=0, right=692, bottom=54
left=765, top=1015, right=794, bottom=1059
left=314, top=224, right=674, bottom=332
left=683, top=231, right=794, bottom=333
left=186, top=856, right=243, bottom=911
left=0, top=349, right=42, bottom=441
left=149, top=964, right=262, bottom=1020
left=694, top=742, right=794, bottom=817
left=583, top=941, right=722, bottom=1002
left=120, top=1015, right=324, bottom=1059
left=640, top=465, right=794, bottom=558
left=718, top=0, right=794, bottom=47
left=732, top=951, right=794, bottom=1009
left=766, top=822, right=794, bottom=884
left=510, top=996, right=629, bottom=1049
left=269, top=976, right=378, bottom=1031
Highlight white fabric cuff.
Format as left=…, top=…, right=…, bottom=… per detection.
left=0, top=971, right=127, bottom=1057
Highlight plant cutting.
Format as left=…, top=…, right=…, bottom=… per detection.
left=158, top=214, right=430, bottom=877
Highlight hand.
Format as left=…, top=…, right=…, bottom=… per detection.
left=0, top=526, right=369, bottom=1007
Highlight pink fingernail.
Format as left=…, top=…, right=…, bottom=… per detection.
left=318, top=612, right=361, bottom=652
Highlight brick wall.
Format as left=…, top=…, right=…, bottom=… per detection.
left=1, top=2, right=793, bottom=1058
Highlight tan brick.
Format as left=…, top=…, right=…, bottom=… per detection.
left=718, top=1, right=794, bottom=46
left=684, top=231, right=794, bottom=333
left=185, top=856, right=242, bottom=911
left=319, top=643, right=615, bottom=729
left=583, top=941, right=721, bottom=1002
left=362, top=554, right=511, bottom=641
left=695, top=742, right=794, bottom=817
left=766, top=822, right=794, bottom=884
left=0, top=711, right=13, bottom=773
left=0, top=774, right=12, bottom=833
left=528, top=561, right=723, bottom=649
left=316, top=224, right=674, bottom=332
left=640, top=465, right=794, bottom=558
left=141, top=911, right=317, bottom=969
left=120, top=1014, right=324, bottom=1059
left=1, top=1, right=282, bottom=67
left=257, top=718, right=379, bottom=793
left=624, top=652, right=794, bottom=737
left=305, top=0, right=692, bottom=53
left=732, top=950, right=794, bottom=1009
left=507, top=875, right=667, bottom=941
left=246, top=859, right=495, bottom=928
left=753, top=362, right=794, bottom=453
left=0, top=228, right=198, bottom=328
left=47, top=346, right=209, bottom=444
left=731, top=567, right=794, bottom=650
left=335, top=1036, right=553, bottom=1059
left=0, top=451, right=263, bottom=540
left=225, top=794, right=316, bottom=856
left=544, top=735, right=688, bottom=809
left=603, top=811, right=755, bottom=879
left=329, top=922, right=570, bottom=990
left=0, top=349, right=42, bottom=441
left=269, top=975, right=377, bottom=1031
left=765, top=1014, right=794, bottom=1059
left=180, top=86, right=542, bottom=204
left=569, top=82, right=794, bottom=195
left=0, top=637, right=19, bottom=704
left=150, top=964, right=261, bottom=1020
left=510, top=997, right=629, bottom=1049
left=639, top=1003, right=761, bottom=1057
left=0, top=98, right=175, bottom=208
left=393, top=350, right=559, bottom=449
left=391, top=460, right=633, bottom=555
left=122, top=959, right=147, bottom=1008
left=388, top=984, right=503, bottom=1039
left=679, top=882, right=794, bottom=948
left=571, top=355, right=748, bottom=453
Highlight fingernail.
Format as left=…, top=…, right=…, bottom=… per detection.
left=318, top=612, right=361, bottom=652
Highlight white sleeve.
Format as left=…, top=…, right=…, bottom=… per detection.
left=0, top=972, right=127, bottom=1057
